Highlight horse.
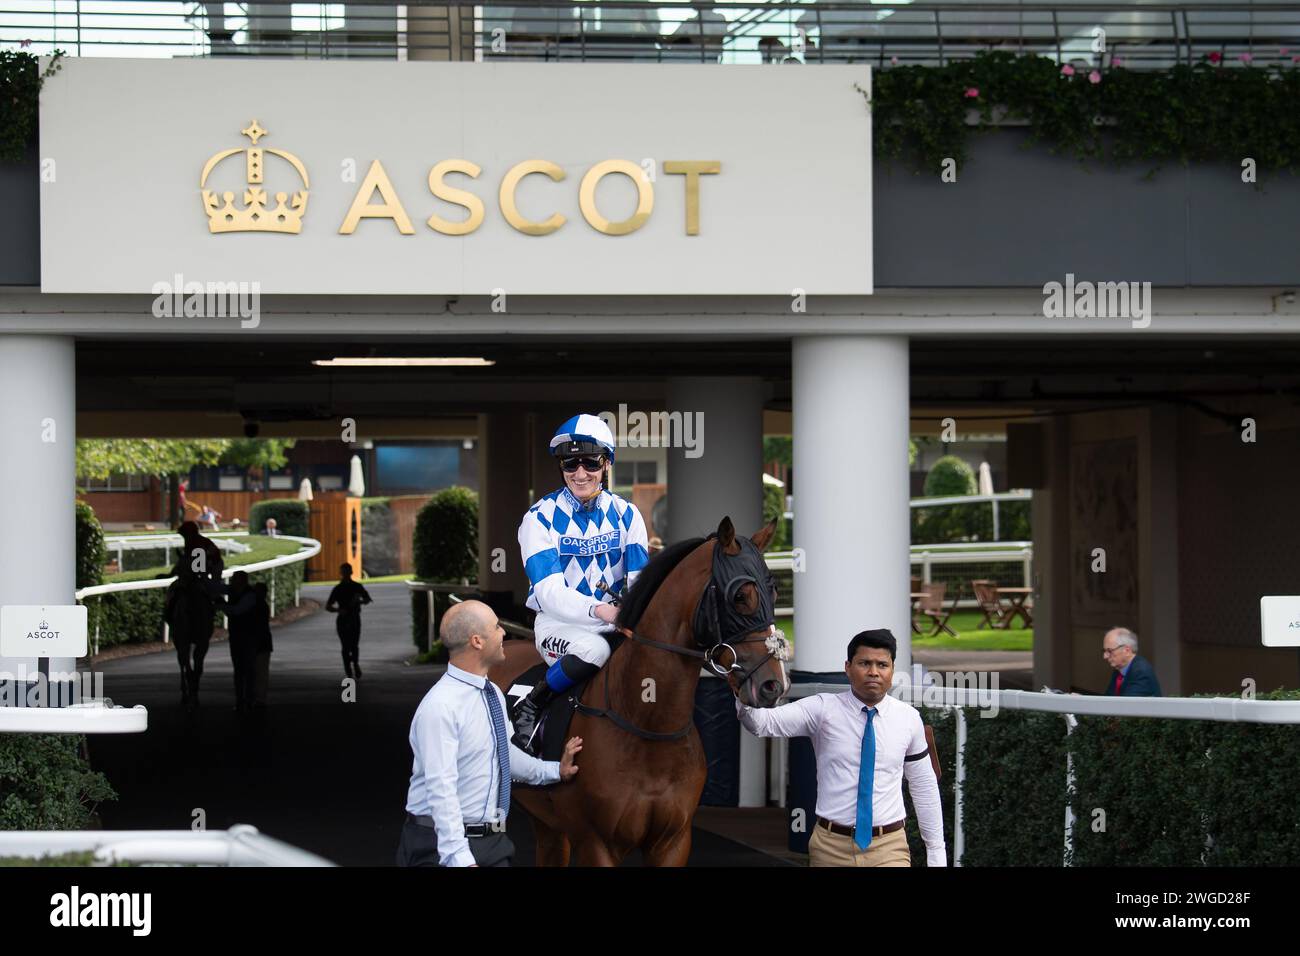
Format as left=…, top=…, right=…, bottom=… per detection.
left=488, top=516, right=790, bottom=866
left=165, top=577, right=216, bottom=710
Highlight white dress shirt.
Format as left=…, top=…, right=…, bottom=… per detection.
left=405, top=663, right=561, bottom=867
left=737, top=690, right=947, bottom=866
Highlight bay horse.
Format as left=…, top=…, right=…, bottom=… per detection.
left=166, top=578, right=216, bottom=710
left=488, top=516, right=790, bottom=866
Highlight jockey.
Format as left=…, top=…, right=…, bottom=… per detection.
left=510, top=413, right=651, bottom=754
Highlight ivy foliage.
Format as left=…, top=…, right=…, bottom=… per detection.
left=867, top=51, right=1300, bottom=176
left=0, top=49, right=63, bottom=164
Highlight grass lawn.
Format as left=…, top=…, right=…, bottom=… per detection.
left=105, top=534, right=303, bottom=582
left=311, top=573, right=414, bottom=587
left=777, top=610, right=1032, bottom=652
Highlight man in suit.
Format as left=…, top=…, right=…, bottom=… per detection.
left=1102, top=627, right=1162, bottom=697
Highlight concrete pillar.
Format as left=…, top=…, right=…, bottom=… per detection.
left=792, top=336, right=911, bottom=677
left=476, top=412, right=531, bottom=615
left=665, top=377, right=765, bottom=543
left=406, top=5, right=475, bottom=61
left=666, top=377, right=765, bottom=807
left=1142, top=405, right=1181, bottom=694
left=0, top=336, right=77, bottom=684
left=1031, top=416, right=1073, bottom=691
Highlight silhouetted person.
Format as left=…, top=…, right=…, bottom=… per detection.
left=163, top=520, right=226, bottom=624
left=252, top=581, right=273, bottom=708
left=326, top=563, right=372, bottom=679
left=220, top=571, right=259, bottom=712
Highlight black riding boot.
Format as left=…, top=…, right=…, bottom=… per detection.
left=510, top=682, right=555, bottom=756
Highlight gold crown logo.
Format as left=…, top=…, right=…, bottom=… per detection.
left=200, top=120, right=310, bottom=234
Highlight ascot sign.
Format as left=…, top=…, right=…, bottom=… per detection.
left=40, top=59, right=872, bottom=295
left=203, top=120, right=720, bottom=238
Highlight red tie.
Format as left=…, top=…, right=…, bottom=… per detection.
left=1114, top=671, right=1124, bottom=695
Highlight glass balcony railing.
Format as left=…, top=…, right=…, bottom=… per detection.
left=2, top=2, right=1297, bottom=67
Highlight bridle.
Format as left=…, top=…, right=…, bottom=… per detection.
left=574, top=534, right=790, bottom=742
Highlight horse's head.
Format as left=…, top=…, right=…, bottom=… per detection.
left=696, top=516, right=791, bottom=708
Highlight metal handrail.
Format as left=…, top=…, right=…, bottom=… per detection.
left=0, top=824, right=335, bottom=866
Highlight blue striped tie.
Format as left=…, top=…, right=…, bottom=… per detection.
left=484, top=684, right=511, bottom=817
left=855, top=706, right=878, bottom=850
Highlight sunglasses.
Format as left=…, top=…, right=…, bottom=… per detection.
left=560, top=456, right=605, bottom=473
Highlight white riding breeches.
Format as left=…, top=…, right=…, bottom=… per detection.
left=533, top=616, right=612, bottom=668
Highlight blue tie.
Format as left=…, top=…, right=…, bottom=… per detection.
left=483, top=684, right=511, bottom=818
left=855, top=706, right=878, bottom=850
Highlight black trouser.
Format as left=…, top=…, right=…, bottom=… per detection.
left=231, top=646, right=257, bottom=710
left=337, top=616, right=361, bottom=674
left=395, top=815, right=514, bottom=867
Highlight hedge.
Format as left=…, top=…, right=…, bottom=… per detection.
left=902, top=690, right=1300, bottom=866
left=411, top=486, right=478, bottom=652
left=249, top=498, right=310, bottom=538
left=0, top=734, right=115, bottom=829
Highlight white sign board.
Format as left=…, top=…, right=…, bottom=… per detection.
left=40, top=59, right=873, bottom=296
left=0, top=605, right=88, bottom=659
left=1260, top=596, right=1300, bottom=647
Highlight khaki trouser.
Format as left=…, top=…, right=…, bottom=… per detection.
left=809, top=821, right=911, bottom=867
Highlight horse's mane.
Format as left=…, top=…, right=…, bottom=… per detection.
left=616, top=537, right=706, bottom=630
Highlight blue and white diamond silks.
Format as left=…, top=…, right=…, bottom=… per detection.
left=519, top=485, right=650, bottom=626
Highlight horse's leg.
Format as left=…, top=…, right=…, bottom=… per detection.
left=532, top=816, right=572, bottom=868
left=191, top=626, right=210, bottom=704
left=175, top=640, right=192, bottom=707
left=573, top=837, right=621, bottom=867
left=642, top=823, right=694, bottom=867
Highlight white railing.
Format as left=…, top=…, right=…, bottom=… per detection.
left=76, top=534, right=321, bottom=653
left=0, top=824, right=335, bottom=867
left=781, top=682, right=1300, bottom=866
left=0, top=698, right=147, bottom=734
left=101, top=531, right=251, bottom=572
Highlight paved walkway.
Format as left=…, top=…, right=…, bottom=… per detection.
left=86, top=583, right=792, bottom=866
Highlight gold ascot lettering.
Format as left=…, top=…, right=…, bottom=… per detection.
left=339, top=159, right=416, bottom=235
left=427, top=159, right=486, bottom=236
left=500, top=160, right=566, bottom=236
left=579, top=160, right=653, bottom=236
left=332, top=158, right=719, bottom=237
left=663, top=161, right=721, bottom=236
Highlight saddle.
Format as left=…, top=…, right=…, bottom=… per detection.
left=505, top=663, right=585, bottom=762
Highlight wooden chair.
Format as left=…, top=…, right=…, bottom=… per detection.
left=972, top=579, right=1007, bottom=630
left=917, top=583, right=959, bottom=638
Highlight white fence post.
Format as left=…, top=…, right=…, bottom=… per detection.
left=954, top=706, right=967, bottom=866
left=1063, top=713, right=1078, bottom=866
left=991, top=498, right=1000, bottom=541
left=270, top=575, right=277, bottom=618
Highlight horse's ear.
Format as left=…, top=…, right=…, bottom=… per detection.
left=716, top=516, right=738, bottom=554
left=750, top=518, right=779, bottom=553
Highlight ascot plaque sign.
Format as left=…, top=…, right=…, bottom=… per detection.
left=41, top=59, right=872, bottom=295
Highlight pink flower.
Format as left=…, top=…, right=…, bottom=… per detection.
left=890, top=56, right=898, bottom=66
left=964, top=87, right=979, bottom=98
left=1112, top=56, right=1124, bottom=67
left=1293, top=55, right=1300, bottom=64
left=1239, top=52, right=1254, bottom=64
left=1208, top=51, right=1222, bottom=64
left=1061, top=64, right=1075, bottom=76
left=1088, top=70, right=1101, bottom=84
left=19, top=38, right=32, bottom=47
left=1281, top=48, right=1290, bottom=55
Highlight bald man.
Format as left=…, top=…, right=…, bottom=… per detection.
left=399, top=600, right=582, bottom=867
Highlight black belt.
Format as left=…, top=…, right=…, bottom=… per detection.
left=816, top=816, right=905, bottom=840
left=406, top=812, right=494, bottom=837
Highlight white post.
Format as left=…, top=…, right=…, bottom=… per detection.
left=991, top=497, right=1000, bottom=541
left=270, top=575, right=277, bottom=618
left=793, top=336, right=911, bottom=674
left=954, top=706, right=967, bottom=866
left=922, top=550, right=932, bottom=585
left=163, top=621, right=170, bottom=644
left=1023, top=550, right=1033, bottom=588
left=0, top=336, right=78, bottom=687
left=1064, top=713, right=1078, bottom=866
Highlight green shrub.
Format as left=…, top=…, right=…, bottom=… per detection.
left=924, top=455, right=977, bottom=497
left=75, top=501, right=106, bottom=638
left=0, top=734, right=115, bottom=829
left=248, top=498, right=309, bottom=538
left=761, top=481, right=790, bottom=551
left=411, top=487, right=478, bottom=651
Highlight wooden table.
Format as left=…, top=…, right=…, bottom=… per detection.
left=996, top=587, right=1034, bottom=629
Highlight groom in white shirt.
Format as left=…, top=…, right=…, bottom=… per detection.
left=736, top=628, right=946, bottom=867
